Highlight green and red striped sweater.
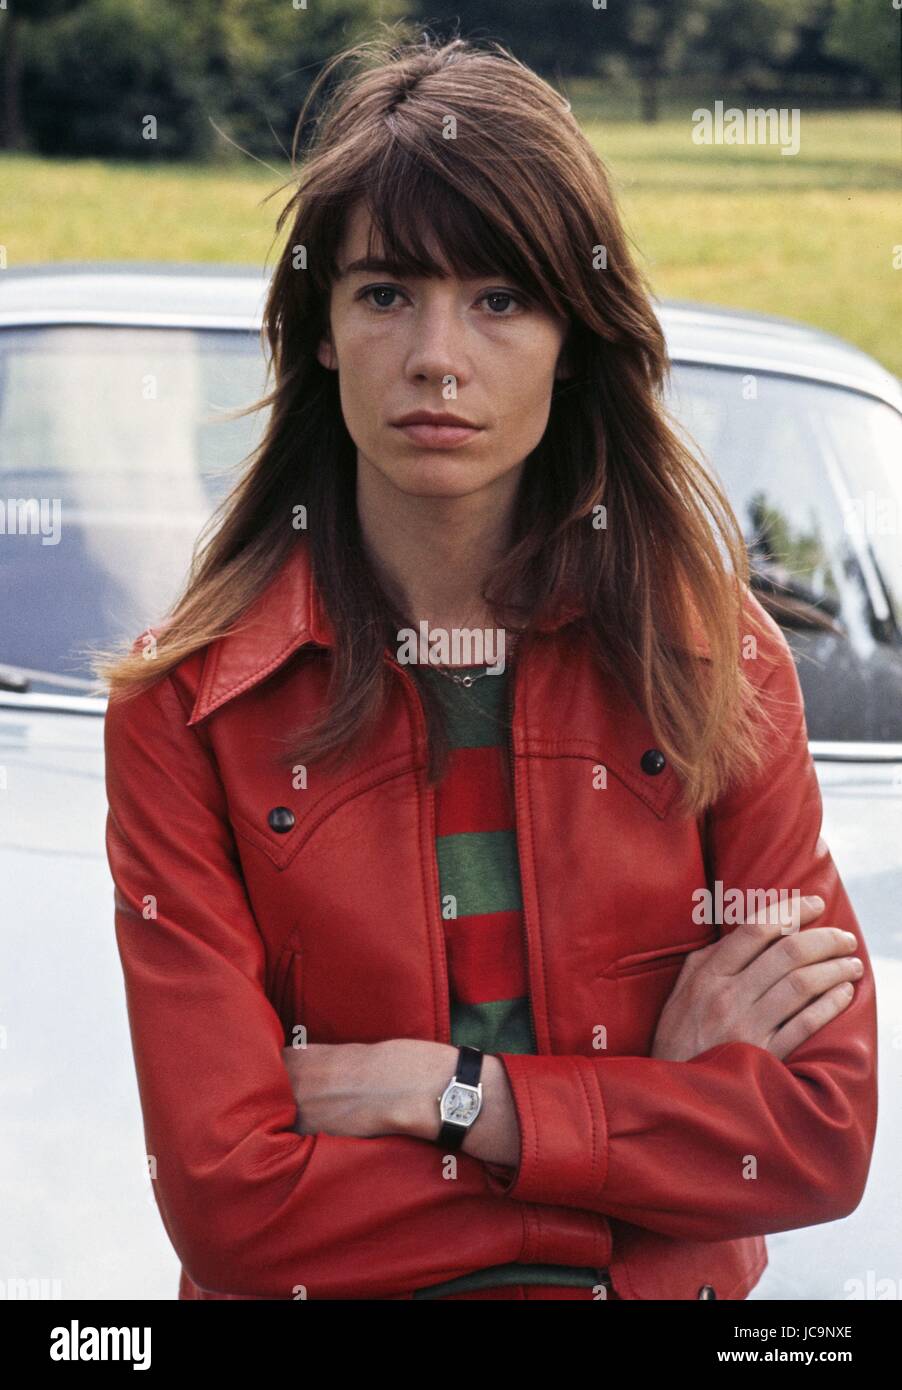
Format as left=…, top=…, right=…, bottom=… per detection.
left=411, top=660, right=601, bottom=1299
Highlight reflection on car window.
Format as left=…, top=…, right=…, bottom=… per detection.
left=665, top=365, right=902, bottom=742
left=0, top=325, right=268, bottom=685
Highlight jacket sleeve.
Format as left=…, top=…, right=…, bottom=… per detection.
left=104, top=663, right=546, bottom=1300
left=489, top=613, right=878, bottom=1242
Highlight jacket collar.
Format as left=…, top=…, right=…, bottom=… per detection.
left=186, top=538, right=709, bottom=726
left=187, top=539, right=329, bottom=726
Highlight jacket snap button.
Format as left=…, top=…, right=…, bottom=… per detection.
left=640, top=748, right=666, bottom=775
left=698, top=1284, right=716, bottom=1299
left=267, top=806, right=295, bottom=833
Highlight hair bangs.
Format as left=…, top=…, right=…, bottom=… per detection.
left=345, top=149, right=564, bottom=318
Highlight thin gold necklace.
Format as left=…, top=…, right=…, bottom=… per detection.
left=429, top=632, right=521, bottom=687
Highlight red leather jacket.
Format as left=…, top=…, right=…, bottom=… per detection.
left=104, top=538, right=877, bottom=1300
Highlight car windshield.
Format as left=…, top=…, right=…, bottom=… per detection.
left=2, top=324, right=901, bottom=741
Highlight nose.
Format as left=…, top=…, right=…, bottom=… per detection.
left=403, top=291, right=472, bottom=388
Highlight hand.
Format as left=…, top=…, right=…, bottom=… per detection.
left=651, top=895, right=863, bottom=1063
left=281, top=1038, right=458, bottom=1139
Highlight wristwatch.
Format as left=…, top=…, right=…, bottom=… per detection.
left=436, top=1045, right=484, bottom=1151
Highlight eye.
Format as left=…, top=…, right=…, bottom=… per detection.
left=480, top=290, right=527, bottom=316
left=357, top=283, right=527, bottom=315
left=359, top=284, right=406, bottom=310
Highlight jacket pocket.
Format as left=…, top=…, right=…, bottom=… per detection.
left=595, top=930, right=718, bottom=1055
left=271, top=945, right=305, bottom=1047
left=605, top=929, right=719, bottom=978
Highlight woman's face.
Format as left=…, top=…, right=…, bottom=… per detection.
left=317, top=201, right=570, bottom=503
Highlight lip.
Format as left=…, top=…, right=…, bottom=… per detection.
left=391, top=411, right=484, bottom=450
left=393, top=411, right=481, bottom=428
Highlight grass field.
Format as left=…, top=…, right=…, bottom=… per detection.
left=2, top=107, right=900, bottom=375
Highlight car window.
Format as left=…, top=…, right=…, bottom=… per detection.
left=3, top=327, right=901, bottom=743
left=665, top=364, right=902, bottom=741
left=0, top=324, right=268, bottom=685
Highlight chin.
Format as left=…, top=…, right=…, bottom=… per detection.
left=379, top=454, right=495, bottom=496
left=397, top=473, right=489, bottom=499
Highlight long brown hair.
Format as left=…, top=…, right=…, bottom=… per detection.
left=92, top=25, right=778, bottom=819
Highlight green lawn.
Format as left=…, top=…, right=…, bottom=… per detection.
left=2, top=108, right=900, bottom=374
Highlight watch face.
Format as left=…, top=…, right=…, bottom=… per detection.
left=443, top=1083, right=480, bottom=1124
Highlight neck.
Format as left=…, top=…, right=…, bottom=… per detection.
left=356, top=452, right=523, bottom=633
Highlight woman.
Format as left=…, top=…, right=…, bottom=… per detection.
left=96, top=31, right=877, bottom=1301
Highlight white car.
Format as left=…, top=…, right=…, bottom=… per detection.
left=1, top=265, right=900, bottom=1300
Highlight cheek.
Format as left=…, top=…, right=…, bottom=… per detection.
left=493, top=336, right=560, bottom=425
left=335, top=344, right=389, bottom=434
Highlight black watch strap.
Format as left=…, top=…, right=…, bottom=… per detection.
left=437, top=1045, right=484, bottom=1151
left=455, top=1044, right=483, bottom=1087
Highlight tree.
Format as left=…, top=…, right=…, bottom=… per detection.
left=18, top=0, right=212, bottom=157
left=1, top=0, right=87, bottom=150
left=824, top=0, right=900, bottom=97
left=10, top=0, right=406, bottom=159
left=409, top=1, right=613, bottom=77
left=616, top=0, right=833, bottom=120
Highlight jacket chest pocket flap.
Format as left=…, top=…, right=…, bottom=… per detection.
left=594, top=929, right=718, bottom=1056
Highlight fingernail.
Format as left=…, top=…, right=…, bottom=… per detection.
left=802, top=895, right=824, bottom=909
